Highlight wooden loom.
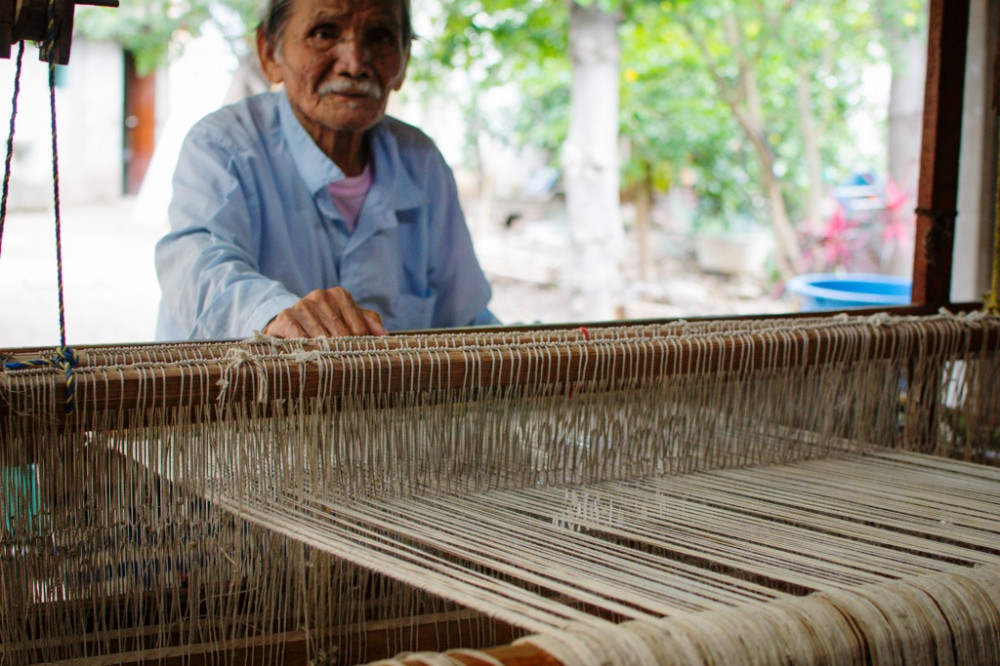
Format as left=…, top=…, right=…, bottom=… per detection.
left=3, top=1, right=1000, bottom=665
left=2, top=311, right=1000, bottom=665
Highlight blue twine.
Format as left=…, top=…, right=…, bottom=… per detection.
left=0, top=3, right=77, bottom=416
left=46, top=1, right=75, bottom=415
left=0, top=41, right=25, bottom=263
left=4, top=347, right=80, bottom=413
left=46, top=0, right=69, bottom=352
left=42, top=0, right=57, bottom=62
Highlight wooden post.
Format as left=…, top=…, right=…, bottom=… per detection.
left=913, top=0, right=971, bottom=305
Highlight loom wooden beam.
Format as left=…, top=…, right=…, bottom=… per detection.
left=401, top=644, right=563, bottom=666
left=1, top=315, right=997, bottom=444
left=913, top=0, right=970, bottom=305
left=35, top=631, right=312, bottom=666
left=9, top=605, right=546, bottom=666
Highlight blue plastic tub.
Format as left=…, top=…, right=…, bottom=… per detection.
left=787, top=273, right=912, bottom=311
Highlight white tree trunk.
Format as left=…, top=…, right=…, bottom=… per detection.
left=885, top=34, right=926, bottom=277
left=798, top=64, right=825, bottom=237
left=562, top=1, right=624, bottom=322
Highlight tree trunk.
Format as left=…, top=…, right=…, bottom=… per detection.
left=562, top=1, right=624, bottom=322
left=634, top=160, right=654, bottom=281
left=720, top=14, right=804, bottom=281
left=798, top=64, right=825, bottom=239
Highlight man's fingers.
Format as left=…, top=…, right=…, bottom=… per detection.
left=266, top=288, right=387, bottom=339
left=296, top=305, right=337, bottom=338
left=322, top=288, right=386, bottom=336
left=363, top=309, right=387, bottom=336
left=323, top=289, right=373, bottom=336
left=265, top=310, right=316, bottom=338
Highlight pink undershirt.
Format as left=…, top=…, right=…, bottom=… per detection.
left=327, top=161, right=374, bottom=232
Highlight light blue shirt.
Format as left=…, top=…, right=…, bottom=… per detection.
left=155, top=90, right=497, bottom=341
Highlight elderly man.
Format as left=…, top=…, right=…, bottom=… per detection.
left=155, top=0, right=498, bottom=340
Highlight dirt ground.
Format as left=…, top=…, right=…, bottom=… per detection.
left=0, top=198, right=791, bottom=349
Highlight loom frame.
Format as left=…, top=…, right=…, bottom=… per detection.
left=0, top=303, right=996, bottom=447
left=0, top=0, right=981, bottom=434
left=1, top=1, right=996, bottom=665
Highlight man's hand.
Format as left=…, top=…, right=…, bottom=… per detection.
left=263, top=287, right=387, bottom=338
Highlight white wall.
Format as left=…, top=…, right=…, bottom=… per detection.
left=0, top=40, right=123, bottom=209
left=954, top=0, right=997, bottom=303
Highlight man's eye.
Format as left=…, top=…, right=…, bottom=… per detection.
left=309, top=25, right=340, bottom=43
left=366, top=28, right=397, bottom=47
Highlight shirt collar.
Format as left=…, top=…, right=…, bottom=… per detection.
left=278, top=90, right=426, bottom=213
left=278, top=91, right=344, bottom=194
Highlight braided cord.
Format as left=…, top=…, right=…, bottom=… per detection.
left=5, top=347, right=80, bottom=373
left=49, top=54, right=77, bottom=410
left=48, top=65, right=68, bottom=346
left=0, top=41, right=25, bottom=262
left=46, top=0, right=77, bottom=410
left=0, top=3, right=78, bottom=414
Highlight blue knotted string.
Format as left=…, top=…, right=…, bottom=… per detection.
left=1, top=2, right=78, bottom=414
left=4, top=347, right=80, bottom=413
left=0, top=41, right=24, bottom=262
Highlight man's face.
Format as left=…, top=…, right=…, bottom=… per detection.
left=259, top=0, right=409, bottom=141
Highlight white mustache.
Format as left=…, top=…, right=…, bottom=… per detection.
left=318, top=78, right=383, bottom=100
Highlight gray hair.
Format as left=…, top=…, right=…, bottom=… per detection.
left=260, top=0, right=413, bottom=53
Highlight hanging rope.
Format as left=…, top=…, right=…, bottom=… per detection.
left=0, top=2, right=79, bottom=413
left=46, top=7, right=70, bottom=352
left=0, top=41, right=25, bottom=262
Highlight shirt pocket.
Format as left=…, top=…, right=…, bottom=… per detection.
left=388, top=291, right=437, bottom=332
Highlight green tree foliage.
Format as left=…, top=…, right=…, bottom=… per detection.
left=650, top=2, right=881, bottom=212
left=410, top=1, right=573, bottom=152
left=418, top=0, right=925, bottom=278
left=75, top=0, right=260, bottom=76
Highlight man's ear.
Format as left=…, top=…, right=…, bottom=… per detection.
left=392, top=49, right=410, bottom=92
left=256, top=26, right=284, bottom=85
